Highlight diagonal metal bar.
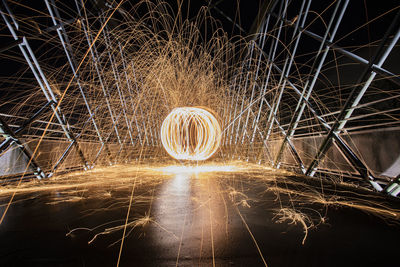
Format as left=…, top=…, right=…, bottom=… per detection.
left=1, top=0, right=89, bottom=170
left=93, top=110, right=124, bottom=165
left=234, top=41, right=255, bottom=145
left=250, top=1, right=279, bottom=143
left=48, top=106, right=101, bottom=176
left=267, top=58, right=381, bottom=189
left=0, top=101, right=54, bottom=176
left=0, top=116, right=46, bottom=179
left=261, top=98, right=305, bottom=171
left=130, top=62, right=152, bottom=145
left=102, top=22, right=136, bottom=146
left=272, top=13, right=400, bottom=87
left=45, top=0, right=113, bottom=164
left=240, top=22, right=269, bottom=144
left=75, top=0, right=123, bottom=146
left=305, top=9, right=400, bottom=191
left=274, top=0, right=348, bottom=168
left=117, top=42, right=144, bottom=146
left=13, top=100, right=55, bottom=136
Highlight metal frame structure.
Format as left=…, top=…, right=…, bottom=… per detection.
left=1, top=0, right=90, bottom=177
left=1, top=0, right=399, bottom=198
left=230, top=0, right=400, bottom=195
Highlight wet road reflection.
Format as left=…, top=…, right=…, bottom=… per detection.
left=151, top=167, right=230, bottom=266
left=1, top=162, right=400, bottom=266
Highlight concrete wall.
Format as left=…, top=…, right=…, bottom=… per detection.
left=279, top=128, right=400, bottom=178
left=1, top=128, right=399, bottom=178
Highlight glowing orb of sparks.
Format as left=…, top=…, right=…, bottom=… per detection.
left=161, top=107, right=222, bottom=161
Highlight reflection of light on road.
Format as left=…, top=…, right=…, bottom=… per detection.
left=150, top=164, right=227, bottom=264
left=154, top=165, right=237, bottom=175
left=170, top=172, right=191, bottom=191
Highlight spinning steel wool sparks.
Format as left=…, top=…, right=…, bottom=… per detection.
left=1, top=0, right=400, bottom=266
left=161, top=107, right=222, bottom=160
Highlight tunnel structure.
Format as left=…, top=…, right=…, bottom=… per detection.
left=0, top=0, right=400, bottom=266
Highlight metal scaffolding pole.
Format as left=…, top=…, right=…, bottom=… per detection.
left=230, top=63, right=247, bottom=146
left=228, top=76, right=239, bottom=145
left=49, top=108, right=100, bottom=176
left=118, top=42, right=144, bottom=146
left=240, top=22, right=269, bottom=144
left=306, top=9, right=400, bottom=190
left=262, top=0, right=289, bottom=144
left=45, top=0, right=113, bottom=165
left=75, top=0, right=122, bottom=147
left=1, top=0, right=89, bottom=171
left=224, top=76, right=238, bottom=145
left=234, top=41, right=255, bottom=145
left=0, top=100, right=54, bottom=158
left=274, top=0, right=347, bottom=168
left=0, top=116, right=46, bottom=179
left=224, top=86, right=303, bottom=168
left=267, top=60, right=382, bottom=189
left=93, top=110, right=124, bottom=165
left=130, top=62, right=151, bottom=145
left=261, top=98, right=305, bottom=170
left=102, top=23, right=136, bottom=146
left=276, top=16, right=400, bottom=87
left=254, top=0, right=391, bottom=189
left=251, top=1, right=279, bottom=143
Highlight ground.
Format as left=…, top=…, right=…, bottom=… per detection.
left=1, top=161, right=399, bottom=266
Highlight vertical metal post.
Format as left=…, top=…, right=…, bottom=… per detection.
left=228, top=76, right=239, bottom=145
left=268, top=60, right=378, bottom=182
left=250, top=8, right=276, bottom=143
left=102, top=23, right=136, bottom=146
left=130, top=61, right=150, bottom=145
left=274, top=0, right=347, bottom=167
left=264, top=0, right=314, bottom=147
left=240, top=21, right=269, bottom=144
left=259, top=0, right=288, bottom=143
left=0, top=100, right=54, bottom=158
left=45, top=0, right=113, bottom=164
left=1, top=0, right=89, bottom=170
left=93, top=110, right=124, bottom=164
left=306, top=10, right=400, bottom=186
left=222, top=76, right=237, bottom=146
left=118, top=42, right=144, bottom=146
left=0, top=117, right=46, bottom=179
left=234, top=41, right=255, bottom=145
left=75, top=0, right=122, bottom=147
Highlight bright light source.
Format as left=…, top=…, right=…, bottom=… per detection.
left=161, top=107, right=222, bottom=161
left=156, top=165, right=237, bottom=174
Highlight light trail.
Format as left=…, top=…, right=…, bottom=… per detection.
left=161, top=107, right=222, bottom=161
left=235, top=205, right=269, bottom=267
left=155, top=164, right=237, bottom=174
left=1, top=161, right=400, bottom=266
left=0, top=0, right=399, bottom=265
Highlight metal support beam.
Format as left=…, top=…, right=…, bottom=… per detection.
left=45, top=0, right=113, bottom=164
left=118, top=42, right=144, bottom=146
left=102, top=23, right=136, bottom=146
left=1, top=0, right=89, bottom=171
left=0, top=100, right=54, bottom=157
left=14, top=100, right=55, bottom=135
left=271, top=13, right=400, bottom=87
left=268, top=59, right=381, bottom=189
left=274, top=0, right=348, bottom=168
left=261, top=0, right=288, bottom=143
left=305, top=9, right=400, bottom=191
left=48, top=106, right=101, bottom=176
left=75, top=0, right=123, bottom=146
left=0, top=116, right=46, bottom=179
